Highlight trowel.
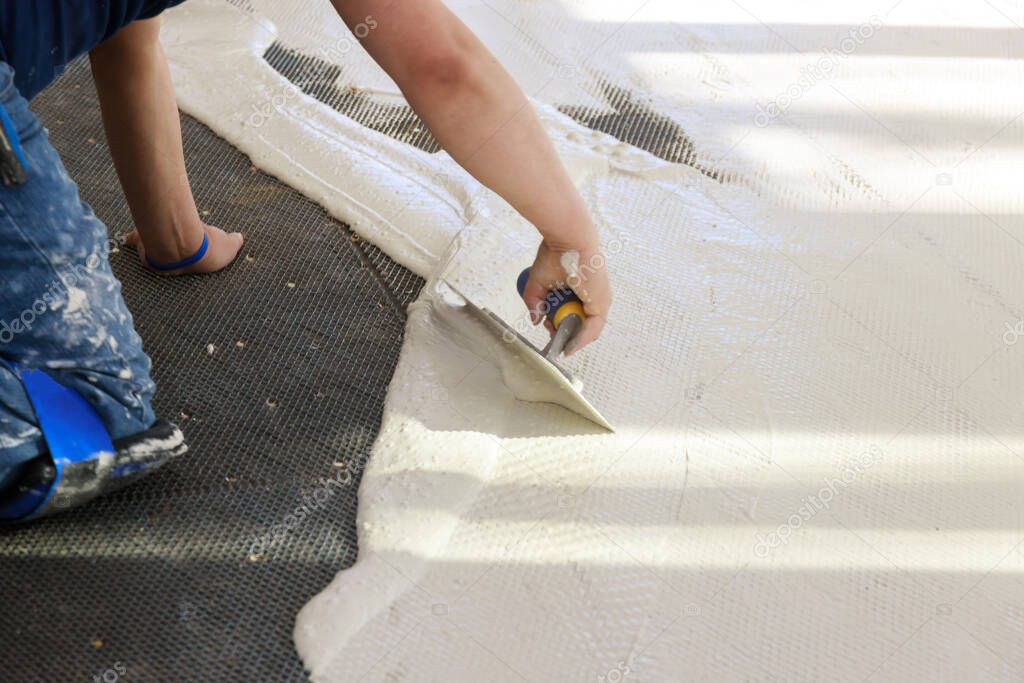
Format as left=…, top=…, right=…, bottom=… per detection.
left=444, top=268, right=613, bottom=431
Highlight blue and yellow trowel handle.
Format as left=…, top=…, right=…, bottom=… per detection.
left=517, top=267, right=585, bottom=361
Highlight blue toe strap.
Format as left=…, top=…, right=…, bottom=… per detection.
left=0, top=367, right=114, bottom=520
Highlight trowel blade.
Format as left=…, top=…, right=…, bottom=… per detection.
left=445, top=282, right=614, bottom=432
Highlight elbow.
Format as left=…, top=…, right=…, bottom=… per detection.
left=407, top=45, right=480, bottom=93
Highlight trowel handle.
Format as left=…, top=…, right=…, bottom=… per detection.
left=517, top=267, right=586, bottom=329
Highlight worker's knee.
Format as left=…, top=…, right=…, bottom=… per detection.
left=0, top=362, right=44, bottom=484
left=0, top=264, right=158, bottom=446
left=0, top=67, right=156, bottom=450
left=0, top=348, right=157, bottom=457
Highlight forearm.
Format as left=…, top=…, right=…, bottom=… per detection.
left=411, top=66, right=596, bottom=250
left=89, top=18, right=203, bottom=262
left=333, top=1, right=598, bottom=251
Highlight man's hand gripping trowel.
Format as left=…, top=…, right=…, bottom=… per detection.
left=445, top=268, right=613, bottom=431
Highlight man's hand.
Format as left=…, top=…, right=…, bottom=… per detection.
left=519, top=239, right=611, bottom=356
left=331, top=0, right=612, bottom=350
left=123, top=224, right=243, bottom=275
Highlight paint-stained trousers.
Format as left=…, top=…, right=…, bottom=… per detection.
left=0, top=61, right=156, bottom=490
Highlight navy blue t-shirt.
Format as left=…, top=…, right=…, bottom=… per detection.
left=0, top=0, right=187, bottom=99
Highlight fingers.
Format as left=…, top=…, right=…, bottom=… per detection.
left=563, top=267, right=609, bottom=354
left=192, top=226, right=244, bottom=273
left=522, top=240, right=612, bottom=350
left=122, top=229, right=147, bottom=266
left=219, top=229, right=244, bottom=255
left=520, top=275, right=551, bottom=326
left=564, top=314, right=605, bottom=356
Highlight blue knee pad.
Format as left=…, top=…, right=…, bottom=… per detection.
left=0, top=367, right=186, bottom=522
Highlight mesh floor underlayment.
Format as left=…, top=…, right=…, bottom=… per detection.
left=0, top=58, right=423, bottom=682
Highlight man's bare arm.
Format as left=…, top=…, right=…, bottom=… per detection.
left=89, top=18, right=243, bottom=274
left=331, top=0, right=610, bottom=352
